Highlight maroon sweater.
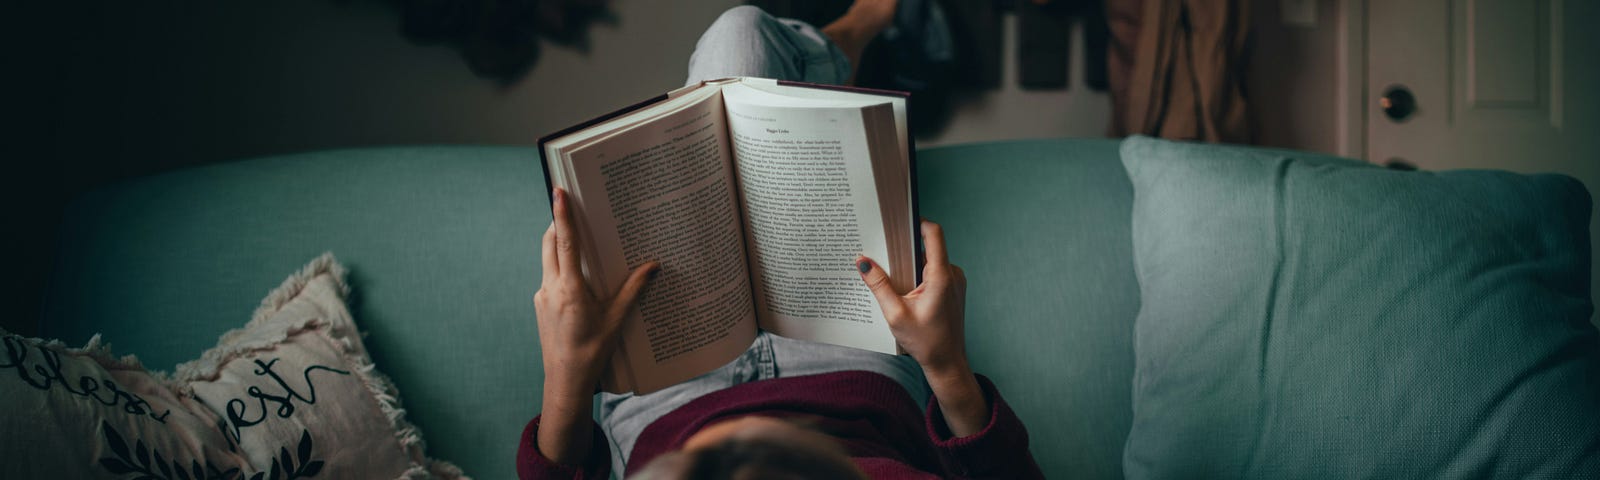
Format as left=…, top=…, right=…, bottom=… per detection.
left=517, top=371, right=1044, bottom=479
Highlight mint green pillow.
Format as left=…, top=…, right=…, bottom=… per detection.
left=1120, top=136, right=1600, bottom=478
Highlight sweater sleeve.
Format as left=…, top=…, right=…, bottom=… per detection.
left=517, top=415, right=612, bottom=480
left=924, top=374, right=1045, bottom=479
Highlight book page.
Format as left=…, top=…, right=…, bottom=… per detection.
left=733, top=79, right=919, bottom=300
left=556, top=91, right=758, bottom=394
left=721, top=83, right=900, bottom=354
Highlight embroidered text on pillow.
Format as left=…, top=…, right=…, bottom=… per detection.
left=1, top=336, right=171, bottom=423
left=219, top=357, right=351, bottom=447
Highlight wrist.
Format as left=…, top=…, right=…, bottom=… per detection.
left=924, top=366, right=978, bottom=397
left=536, top=381, right=596, bottom=466
left=920, top=355, right=973, bottom=384
left=543, top=349, right=607, bottom=392
left=539, top=374, right=597, bottom=434
left=923, top=366, right=989, bottom=438
left=542, top=369, right=602, bottom=420
left=545, top=367, right=600, bottom=402
left=922, top=361, right=982, bottom=404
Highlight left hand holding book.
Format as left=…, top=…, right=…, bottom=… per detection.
left=532, top=187, right=657, bottom=465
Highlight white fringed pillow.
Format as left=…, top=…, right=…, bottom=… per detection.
left=0, top=333, right=250, bottom=479
left=1, top=253, right=465, bottom=479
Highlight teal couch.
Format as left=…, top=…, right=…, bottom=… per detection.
left=42, top=139, right=1139, bottom=479
left=42, top=136, right=1600, bottom=478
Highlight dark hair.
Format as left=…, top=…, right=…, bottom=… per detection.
left=632, top=436, right=866, bottom=480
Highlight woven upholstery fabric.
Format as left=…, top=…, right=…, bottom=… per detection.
left=1119, top=136, right=1600, bottom=478
left=45, top=147, right=545, bottom=480
left=917, top=139, right=1140, bottom=479
left=45, top=140, right=1142, bottom=479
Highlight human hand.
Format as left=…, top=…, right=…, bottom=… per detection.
left=858, top=220, right=988, bottom=437
left=534, top=188, right=658, bottom=464
left=856, top=220, right=969, bottom=380
left=535, top=188, right=659, bottom=394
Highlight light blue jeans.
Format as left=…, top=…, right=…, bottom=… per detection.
left=599, top=332, right=930, bottom=476
left=598, top=12, right=923, bottom=477
left=683, top=5, right=853, bottom=86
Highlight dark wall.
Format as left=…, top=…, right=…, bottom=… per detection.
left=6, top=0, right=740, bottom=337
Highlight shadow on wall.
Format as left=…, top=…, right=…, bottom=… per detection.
left=376, top=0, right=615, bottom=84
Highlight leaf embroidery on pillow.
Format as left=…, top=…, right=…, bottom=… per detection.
left=98, top=421, right=243, bottom=480
left=98, top=421, right=326, bottom=480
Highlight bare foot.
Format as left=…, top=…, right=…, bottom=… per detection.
left=822, top=0, right=898, bottom=84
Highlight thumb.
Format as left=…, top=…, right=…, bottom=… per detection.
left=607, top=261, right=660, bottom=322
left=857, top=256, right=907, bottom=319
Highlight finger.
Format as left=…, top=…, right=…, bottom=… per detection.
left=552, top=188, right=582, bottom=276
left=606, top=261, right=661, bottom=324
left=541, top=222, right=559, bottom=284
left=921, top=220, right=950, bottom=268
left=856, top=256, right=908, bottom=319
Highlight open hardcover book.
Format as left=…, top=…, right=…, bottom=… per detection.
left=539, top=77, right=920, bottom=394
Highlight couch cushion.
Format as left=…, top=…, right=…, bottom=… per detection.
left=46, top=146, right=545, bottom=480
left=1120, top=135, right=1600, bottom=478
left=916, top=139, right=1139, bottom=479
left=46, top=140, right=1142, bottom=479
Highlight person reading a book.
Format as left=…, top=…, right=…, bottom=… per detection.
left=520, top=2, right=1042, bottom=479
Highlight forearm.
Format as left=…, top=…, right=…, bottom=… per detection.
left=536, top=372, right=598, bottom=465
left=923, top=362, right=989, bottom=438
left=925, top=374, right=1046, bottom=479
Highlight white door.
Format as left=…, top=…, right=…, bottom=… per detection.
left=1365, top=0, right=1600, bottom=319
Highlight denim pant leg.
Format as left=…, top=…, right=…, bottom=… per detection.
left=596, top=332, right=929, bottom=476
left=765, top=333, right=930, bottom=408
left=685, top=5, right=852, bottom=86
left=597, top=334, right=776, bottom=476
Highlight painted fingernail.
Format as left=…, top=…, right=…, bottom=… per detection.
left=649, top=267, right=660, bottom=279
left=858, top=261, right=872, bottom=274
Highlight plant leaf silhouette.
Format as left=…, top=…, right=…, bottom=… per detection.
left=99, top=458, right=135, bottom=474
left=297, top=431, right=311, bottom=464
left=279, top=446, right=293, bottom=472
left=135, top=440, right=150, bottom=467
left=300, top=461, right=323, bottom=477
left=103, top=421, right=132, bottom=462
left=155, top=450, right=171, bottom=477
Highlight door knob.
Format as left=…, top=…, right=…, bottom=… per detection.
left=1380, top=86, right=1416, bottom=122
left=1384, top=157, right=1417, bottom=171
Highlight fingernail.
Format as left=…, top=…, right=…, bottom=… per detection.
left=857, top=260, right=871, bottom=274
left=649, top=267, right=660, bottom=279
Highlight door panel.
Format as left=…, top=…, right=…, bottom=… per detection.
left=1367, top=0, right=1571, bottom=170
left=1366, top=0, right=1600, bottom=323
left=1466, top=0, right=1543, bottom=109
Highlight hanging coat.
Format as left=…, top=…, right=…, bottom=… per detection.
left=1109, top=0, right=1252, bottom=143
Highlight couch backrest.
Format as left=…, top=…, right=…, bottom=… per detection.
left=44, top=139, right=1142, bottom=479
